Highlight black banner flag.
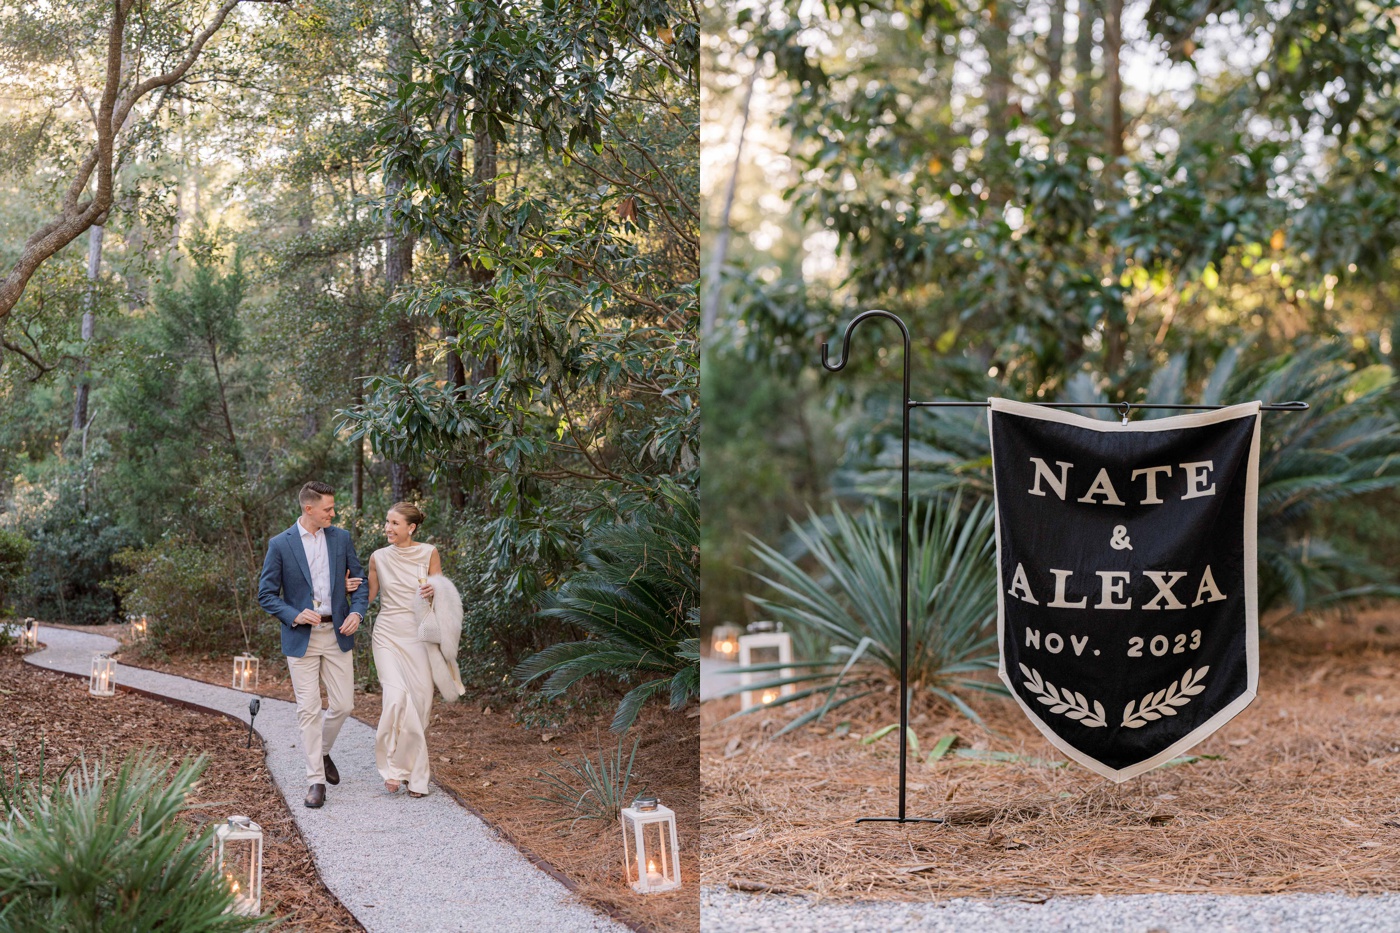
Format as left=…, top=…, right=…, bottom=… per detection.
left=989, top=399, right=1262, bottom=781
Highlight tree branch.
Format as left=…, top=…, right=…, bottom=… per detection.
left=0, top=0, right=286, bottom=324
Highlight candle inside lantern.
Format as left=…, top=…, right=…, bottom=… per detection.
left=761, top=689, right=778, bottom=704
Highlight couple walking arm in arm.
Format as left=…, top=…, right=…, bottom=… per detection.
left=257, top=481, right=458, bottom=807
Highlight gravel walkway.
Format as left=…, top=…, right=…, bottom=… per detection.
left=699, top=657, right=739, bottom=701
left=701, top=887, right=1400, bottom=932
left=26, top=626, right=625, bottom=933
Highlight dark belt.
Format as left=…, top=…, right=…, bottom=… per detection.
left=315, top=614, right=334, bottom=629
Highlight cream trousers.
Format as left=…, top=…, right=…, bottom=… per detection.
left=286, top=624, right=354, bottom=784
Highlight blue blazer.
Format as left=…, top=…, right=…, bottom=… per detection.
left=257, top=523, right=369, bottom=658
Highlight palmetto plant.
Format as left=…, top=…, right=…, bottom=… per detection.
left=849, top=340, right=1400, bottom=614
left=733, top=494, right=1002, bottom=732
left=529, top=736, right=645, bottom=827
left=514, top=483, right=700, bottom=733
left=0, top=750, right=261, bottom=931
left=1212, top=344, right=1400, bottom=611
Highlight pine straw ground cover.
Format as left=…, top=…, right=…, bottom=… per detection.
left=0, top=644, right=360, bottom=931
left=702, top=606, right=1400, bottom=901
left=96, top=630, right=698, bottom=933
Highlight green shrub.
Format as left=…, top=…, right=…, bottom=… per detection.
left=0, top=749, right=262, bottom=931
left=0, top=529, right=30, bottom=615
left=434, top=505, right=564, bottom=693
left=514, top=483, right=700, bottom=733
left=7, top=464, right=137, bottom=626
left=736, top=494, right=1001, bottom=730
left=113, top=538, right=275, bottom=657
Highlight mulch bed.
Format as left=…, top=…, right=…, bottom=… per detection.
left=702, top=606, right=1400, bottom=902
left=105, top=636, right=699, bottom=933
left=0, top=644, right=361, bottom=931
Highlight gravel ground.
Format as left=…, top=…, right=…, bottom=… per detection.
left=699, top=657, right=738, bottom=701
left=26, top=626, right=624, bottom=933
left=701, top=887, right=1400, bottom=932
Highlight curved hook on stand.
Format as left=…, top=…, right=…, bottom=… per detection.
left=820, top=309, right=912, bottom=373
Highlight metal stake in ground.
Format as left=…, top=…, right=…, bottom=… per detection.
left=822, top=310, right=940, bottom=825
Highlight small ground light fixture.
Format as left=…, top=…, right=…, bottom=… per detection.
left=232, top=654, right=259, bottom=691
left=621, top=796, right=681, bottom=894
left=738, top=622, right=794, bottom=710
left=89, top=654, right=116, bottom=697
left=213, top=815, right=263, bottom=916
left=710, top=622, right=742, bottom=661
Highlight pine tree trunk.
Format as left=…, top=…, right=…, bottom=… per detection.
left=384, top=7, right=418, bottom=504
left=1074, top=0, right=1098, bottom=131
left=1103, top=0, right=1124, bottom=159
left=71, top=225, right=103, bottom=445
left=1047, top=0, right=1066, bottom=122
left=984, top=0, right=1012, bottom=200
left=701, top=60, right=757, bottom=337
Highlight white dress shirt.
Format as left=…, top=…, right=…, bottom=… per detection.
left=298, top=520, right=332, bottom=623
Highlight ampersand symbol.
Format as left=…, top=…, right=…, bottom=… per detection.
left=1110, top=525, right=1133, bottom=550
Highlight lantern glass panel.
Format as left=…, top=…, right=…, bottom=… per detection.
left=214, top=816, right=263, bottom=916
left=20, top=618, right=37, bottom=649
left=89, top=655, right=115, bottom=697
left=621, top=804, right=681, bottom=894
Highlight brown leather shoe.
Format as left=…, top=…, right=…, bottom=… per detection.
left=323, top=755, right=340, bottom=785
left=305, top=783, right=326, bottom=808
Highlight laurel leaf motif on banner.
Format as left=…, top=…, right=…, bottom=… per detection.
left=1018, top=663, right=1107, bottom=728
left=1121, top=666, right=1210, bottom=729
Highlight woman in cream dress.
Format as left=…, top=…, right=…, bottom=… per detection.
left=366, top=502, right=441, bottom=796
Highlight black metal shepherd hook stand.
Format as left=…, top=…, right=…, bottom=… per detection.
left=821, top=309, right=1308, bottom=826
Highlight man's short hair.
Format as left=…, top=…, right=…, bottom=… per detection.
left=299, top=481, right=335, bottom=507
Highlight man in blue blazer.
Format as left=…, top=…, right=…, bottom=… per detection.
left=258, top=481, right=369, bottom=808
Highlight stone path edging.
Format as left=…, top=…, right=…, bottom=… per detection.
left=24, top=625, right=626, bottom=933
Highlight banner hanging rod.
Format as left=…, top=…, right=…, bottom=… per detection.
left=909, top=400, right=1310, bottom=411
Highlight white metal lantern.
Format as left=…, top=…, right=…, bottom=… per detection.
left=232, top=655, right=259, bottom=691
left=709, top=622, right=742, bottom=662
left=131, top=614, right=148, bottom=640
left=620, top=797, right=681, bottom=894
left=19, top=617, right=38, bottom=650
left=89, top=654, right=116, bottom=697
left=738, top=627, right=794, bottom=710
left=213, top=815, right=263, bottom=916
